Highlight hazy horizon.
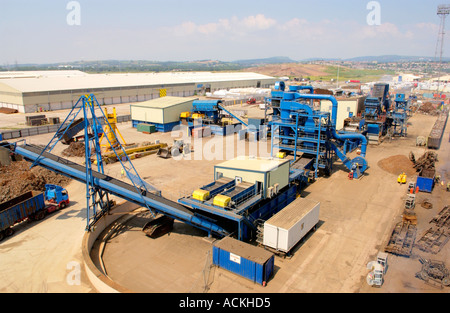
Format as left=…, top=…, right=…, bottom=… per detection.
left=1, top=0, right=448, bottom=65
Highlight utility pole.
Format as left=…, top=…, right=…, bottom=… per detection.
left=435, top=5, right=450, bottom=94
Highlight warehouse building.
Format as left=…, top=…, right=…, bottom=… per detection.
left=0, top=71, right=277, bottom=113
left=131, top=96, right=198, bottom=132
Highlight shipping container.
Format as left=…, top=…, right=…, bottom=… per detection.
left=263, top=197, right=320, bottom=253
left=212, top=237, right=274, bottom=286
left=416, top=175, right=435, bottom=193
left=137, top=123, right=156, bottom=134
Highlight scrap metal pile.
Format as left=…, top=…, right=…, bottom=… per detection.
left=409, top=151, right=438, bottom=177
left=427, top=109, right=449, bottom=149
left=416, top=206, right=450, bottom=254
left=384, top=220, right=417, bottom=257
left=415, top=257, right=450, bottom=289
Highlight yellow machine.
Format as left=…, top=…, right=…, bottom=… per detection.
left=192, top=189, right=210, bottom=202
left=213, top=195, right=231, bottom=208
left=397, top=173, right=407, bottom=184
left=192, top=113, right=205, bottom=119
left=100, top=107, right=127, bottom=151
left=180, top=112, right=191, bottom=119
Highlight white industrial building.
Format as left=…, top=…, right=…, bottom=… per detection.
left=0, top=71, right=277, bottom=113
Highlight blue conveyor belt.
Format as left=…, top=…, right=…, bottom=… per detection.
left=15, top=144, right=229, bottom=237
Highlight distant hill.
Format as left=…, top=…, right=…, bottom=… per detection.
left=344, top=55, right=450, bottom=62
left=3, top=55, right=447, bottom=73
left=300, top=55, right=450, bottom=63
left=233, top=56, right=297, bottom=66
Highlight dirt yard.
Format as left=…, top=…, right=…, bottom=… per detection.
left=0, top=104, right=448, bottom=294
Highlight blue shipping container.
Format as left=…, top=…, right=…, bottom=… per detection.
left=212, top=237, right=274, bottom=286
left=416, top=176, right=434, bottom=193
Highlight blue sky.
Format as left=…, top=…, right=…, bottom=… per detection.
left=0, top=0, right=448, bottom=64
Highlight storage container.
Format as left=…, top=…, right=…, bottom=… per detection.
left=137, top=123, right=156, bottom=134
left=263, top=197, right=320, bottom=253
left=212, top=236, right=274, bottom=286
left=416, top=176, right=435, bottom=193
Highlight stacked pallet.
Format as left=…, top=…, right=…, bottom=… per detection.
left=26, top=115, right=47, bottom=126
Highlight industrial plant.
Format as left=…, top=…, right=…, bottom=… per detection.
left=0, top=3, right=449, bottom=298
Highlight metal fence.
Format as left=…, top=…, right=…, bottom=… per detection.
left=0, top=115, right=132, bottom=141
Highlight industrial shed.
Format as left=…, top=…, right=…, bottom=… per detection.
left=0, top=71, right=276, bottom=113
left=131, top=96, right=198, bottom=132
left=320, top=96, right=366, bottom=130
left=214, top=156, right=290, bottom=199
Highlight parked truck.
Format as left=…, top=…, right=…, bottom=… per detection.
left=0, top=185, right=69, bottom=241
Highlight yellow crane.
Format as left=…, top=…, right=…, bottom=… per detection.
left=100, top=107, right=127, bottom=151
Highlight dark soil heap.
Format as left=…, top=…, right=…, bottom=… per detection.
left=62, top=142, right=86, bottom=157
left=377, top=155, right=416, bottom=177
left=0, top=160, right=71, bottom=203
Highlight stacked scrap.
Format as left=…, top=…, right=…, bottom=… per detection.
left=416, top=206, right=450, bottom=254
left=410, top=151, right=438, bottom=178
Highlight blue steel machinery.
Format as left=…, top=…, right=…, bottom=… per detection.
left=178, top=157, right=301, bottom=241
left=3, top=94, right=230, bottom=237
left=185, top=100, right=248, bottom=135
left=361, top=83, right=393, bottom=144
left=388, top=93, right=410, bottom=137
left=268, top=81, right=369, bottom=180
left=177, top=81, right=370, bottom=241
left=2, top=88, right=370, bottom=243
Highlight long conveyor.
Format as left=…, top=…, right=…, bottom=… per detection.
left=14, top=144, right=229, bottom=237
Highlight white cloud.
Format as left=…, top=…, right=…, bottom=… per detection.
left=241, top=14, right=277, bottom=30
left=163, top=14, right=278, bottom=37
left=415, top=22, right=439, bottom=33
left=277, top=18, right=308, bottom=31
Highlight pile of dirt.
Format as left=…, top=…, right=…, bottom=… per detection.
left=417, top=102, right=439, bottom=115
left=0, top=160, right=71, bottom=203
left=377, top=155, right=416, bottom=177
left=62, top=142, right=86, bottom=157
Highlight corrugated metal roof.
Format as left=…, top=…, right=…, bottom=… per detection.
left=131, top=96, right=198, bottom=109
left=265, top=197, right=320, bottom=230
left=0, top=71, right=275, bottom=93
left=215, top=156, right=289, bottom=173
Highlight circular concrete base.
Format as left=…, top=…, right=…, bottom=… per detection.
left=81, top=201, right=143, bottom=293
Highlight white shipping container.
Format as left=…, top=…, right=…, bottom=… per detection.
left=263, top=198, right=320, bottom=253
